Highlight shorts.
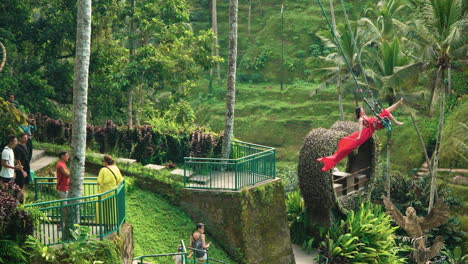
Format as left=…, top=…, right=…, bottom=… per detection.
left=58, top=191, right=69, bottom=200
left=0, top=176, right=13, bottom=183
left=197, top=251, right=207, bottom=261
left=14, top=171, right=27, bottom=188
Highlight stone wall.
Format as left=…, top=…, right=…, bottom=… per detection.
left=179, top=179, right=295, bottom=264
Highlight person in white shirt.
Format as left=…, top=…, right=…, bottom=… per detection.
left=0, top=135, right=24, bottom=184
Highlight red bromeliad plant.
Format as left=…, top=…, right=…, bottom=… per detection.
left=32, top=115, right=222, bottom=165
left=0, top=182, right=33, bottom=245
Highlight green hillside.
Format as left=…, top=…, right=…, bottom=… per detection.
left=125, top=185, right=235, bottom=263
left=190, top=0, right=363, bottom=82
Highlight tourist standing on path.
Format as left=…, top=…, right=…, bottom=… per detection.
left=189, top=223, right=211, bottom=262
left=97, top=155, right=123, bottom=229
left=56, top=151, right=70, bottom=199
left=97, top=155, right=123, bottom=193
left=13, top=133, right=31, bottom=190
left=20, top=117, right=36, bottom=161
left=0, top=135, right=24, bottom=184
left=7, top=92, right=20, bottom=108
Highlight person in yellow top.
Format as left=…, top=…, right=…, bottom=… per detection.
left=98, top=155, right=123, bottom=193
left=96, top=155, right=123, bottom=230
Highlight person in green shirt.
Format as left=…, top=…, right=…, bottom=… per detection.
left=20, top=118, right=36, bottom=162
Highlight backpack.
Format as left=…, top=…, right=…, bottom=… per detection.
left=191, top=234, right=205, bottom=258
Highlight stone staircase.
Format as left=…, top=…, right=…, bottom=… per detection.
left=30, top=149, right=58, bottom=172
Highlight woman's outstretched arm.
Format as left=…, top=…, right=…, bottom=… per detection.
left=356, top=118, right=363, bottom=140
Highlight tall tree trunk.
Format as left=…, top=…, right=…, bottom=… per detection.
left=135, top=85, right=142, bottom=125
left=222, top=0, right=238, bottom=159
left=126, top=90, right=133, bottom=125
left=127, top=0, right=136, bottom=126
left=68, top=0, right=92, bottom=233
left=0, top=41, right=6, bottom=72
left=329, top=0, right=337, bottom=32
left=248, top=0, right=252, bottom=39
left=337, top=78, right=344, bottom=121
left=429, top=68, right=440, bottom=115
left=330, top=0, right=345, bottom=118
left=209, top=0, right=218, bottom=92
left=410, top=113, right=434, bottom=180
left=213, top=0, right=221, bottom=86
left=386, top=136, right=391, bottom=199
left=429, top=67, right=448, bottom=212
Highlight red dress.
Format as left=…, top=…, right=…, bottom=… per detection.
left=317, top=109, right=390, bottom=171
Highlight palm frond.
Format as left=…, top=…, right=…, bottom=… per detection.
left=382, top=62, right=429, bottom=88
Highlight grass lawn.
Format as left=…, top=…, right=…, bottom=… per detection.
left=126, top=187, right=236, bottom=264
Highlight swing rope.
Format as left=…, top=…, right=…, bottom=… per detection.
left=316, top=0, right=392, bottom=134
left=317, top=0, right=393, bottom=196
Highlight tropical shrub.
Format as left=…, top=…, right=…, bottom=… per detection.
left=441, top=246, right=468, bottom=264
left=278, top=164, right=299, bottom=193
left=0, top=183, right=33, bottom=264
left=286, top=190, right=309, bottom=245
left=25, top=225, right=122, bottom=264
left=0, top=182, right=33, bottom=244
left=318, top=202, right=407, bottom=264
left=32, top=113, right=221, bottom=165
left=0, top=240, right=27, bottom=264
left=0, top=97, right=27, bottom=143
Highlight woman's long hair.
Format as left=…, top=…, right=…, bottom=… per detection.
left=355, top=107, right=363, bottom=120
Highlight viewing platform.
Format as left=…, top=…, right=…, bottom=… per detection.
left=183, top=141, right=276, bottom=190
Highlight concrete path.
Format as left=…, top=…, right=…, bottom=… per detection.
left=292, top=244, right=318, bottom=264
left=30, top=154, right=57, bottom=172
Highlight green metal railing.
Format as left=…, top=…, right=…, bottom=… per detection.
left=26, top=177, right=126, bottom=246
left=184, top=141, right=276, bottom=190
left=33, top=177, right=99, bottom=202
left=133, top=240, right=229, bottom=264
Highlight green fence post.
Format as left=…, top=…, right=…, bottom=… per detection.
left=184, top=159, right=187, bottom=187
left=235, top=161, right=238, bottom=190
left=34, top=177, right=38, bottom=201
left=98, top=195, right=103, bottom=240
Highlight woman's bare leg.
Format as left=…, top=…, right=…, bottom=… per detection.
left=387, top=113, right=404, bottom=126
left=386, top=98, right=404, bottom=113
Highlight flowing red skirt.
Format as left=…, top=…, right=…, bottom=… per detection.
left=317, top=109, right=390, bottom=171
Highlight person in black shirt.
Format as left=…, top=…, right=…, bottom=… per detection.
left=13, top=133, right=30, bottom=190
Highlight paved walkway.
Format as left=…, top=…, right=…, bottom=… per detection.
left=30, top=149, right=57, bottom=172
left=292, top=244, right=317, bottom=264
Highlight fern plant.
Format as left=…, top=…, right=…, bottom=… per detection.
left=0, top=240, right=27, bottom=264
left=318, top=202, right=408, bottom=264
left=286, top=190, right=309, bottom=245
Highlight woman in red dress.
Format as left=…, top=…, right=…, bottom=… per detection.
left=317, top=98, right=404, bottom=171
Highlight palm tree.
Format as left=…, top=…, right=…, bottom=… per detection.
left=313, top=23, right=364, bottom=113
left=420, top=0, right=466, bottom=210
left=69, top=0, right=92, bottom=233
left=222, top=0, right=238, bottom=159
left=361, top=0, right=411, bottom=40
left=385, top=0, right=466, bottom=112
